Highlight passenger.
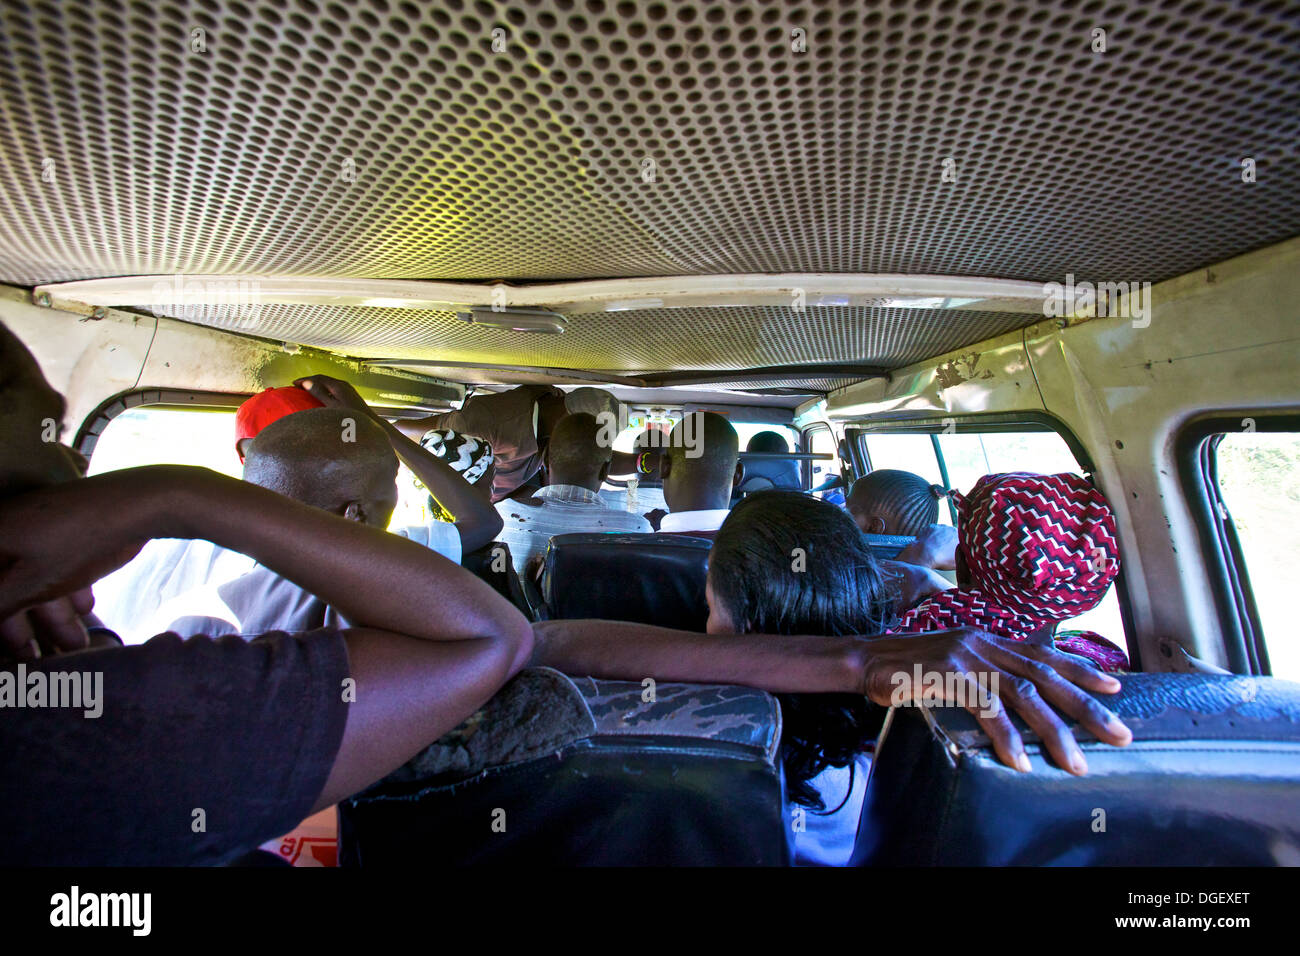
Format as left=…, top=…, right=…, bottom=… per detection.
left=495, top=412, right=652, bottom=577
left=847, top=469, right=949, bottom=537
left=706, top=491, right=889, bottom=865
left=411, top=429, right=495, bottom=523
left=735, top=430, right=801, bottom=495
left=298, top=374, right=504, bottom=554
left=234, top=384, right=324, bottom=461
left=655, top=411, right=743, bottom=538
left=394, top=384, right=653, bottom=503
left=529, top=487, right=1135, bottom=852
left=892, top=472, right=1129, bottom=671
left=0, top=319, right=534, bottom=864
left=629, top=426, right=669, bottom=488
left=598, top=427, right=671, bottom=519
left=94, top=375, right=504, bottom=641
left=843, top=468, right=957, bottom=612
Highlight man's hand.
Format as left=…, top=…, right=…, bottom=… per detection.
left=294, top=375, right=375, bottom=417
left=894, top=523, right=958, bottom=570
left=858, top=628, right=1132, bottom=775
left=0, top=475, right=154, bottom=660
left=0, top=481, right=151, bottom=625
left=0, top=591, right=95, bottom=661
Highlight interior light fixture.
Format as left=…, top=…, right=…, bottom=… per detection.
left=456, top=307, right=567, bottom=334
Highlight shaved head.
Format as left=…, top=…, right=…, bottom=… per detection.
left=546, top=412, right=610, bottom=491
left=243, top=407, right=399, bottom=526
left=662, top=411, right=741, bottom=513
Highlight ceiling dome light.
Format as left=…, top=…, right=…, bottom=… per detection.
left=456, top=307, right=566, bottom=334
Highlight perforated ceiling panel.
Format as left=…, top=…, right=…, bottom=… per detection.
left=151, top=301, right=1032, bottom=372
left=1, top=0, right=1297, bottom=292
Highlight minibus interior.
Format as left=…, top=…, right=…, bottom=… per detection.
left=1, top=0, right=1298, bottom=870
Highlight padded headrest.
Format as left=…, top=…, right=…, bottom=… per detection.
left=737, top=457, right=802, bottom=494
left=856, top=673, right=1300, bottom=866
left=340, top=668, right=789, bottom=866
left=863, top=533, right=916, bottom=561
left=373, top=667, right=781, bottom=791
left=541, top=532, right=712, bottom=631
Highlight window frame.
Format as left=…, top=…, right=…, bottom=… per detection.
left=847, top=411, right=1137, bottom=666
left=800, top=421, right=841, bottom=494
left=1175, top=412, right=1300, bottom=676
left=75, top=388, right=246, bottom=458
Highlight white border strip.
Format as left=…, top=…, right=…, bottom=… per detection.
left=34, top=273, right=1050, bottom=315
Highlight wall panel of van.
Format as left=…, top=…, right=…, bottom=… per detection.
left=0, top=286, right=464, bottom=438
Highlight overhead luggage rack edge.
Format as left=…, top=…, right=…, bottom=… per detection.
left=31, top=274, right=1051, bottom=316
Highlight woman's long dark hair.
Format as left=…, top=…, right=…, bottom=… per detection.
left=709, top=491, right=892, bottom=809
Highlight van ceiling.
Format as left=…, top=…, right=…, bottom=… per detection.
left=1, top=0, right=1297, bottom=389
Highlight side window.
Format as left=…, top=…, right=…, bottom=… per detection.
left=934, top=431, right=1080, bottom=499
left=860, top=425, right=1125, bottom=645
left=87, top=406, right=242, bottom=479
left=806, top=426, right=843, bottom=502
left=858, top=433, right=951, bottom=525
left=734, top=423, right=800, bottom=455
left=1215, top=430, right=1300, bottom=680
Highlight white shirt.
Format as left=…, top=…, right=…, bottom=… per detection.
left=495, top=483, right=653, bottom=575
left=657, top=509, right=731, bottom=534
left=598, top=483, right=667, bottom=517
left=93, top=521, right=461, bottom=643
left=793, top=753, right=872, bottom=866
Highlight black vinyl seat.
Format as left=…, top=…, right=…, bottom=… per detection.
left=538, top=532, right=713, bottom=630
left=854, top=672, right=1300, bottom=865
left=862, top=533, right=916, bottom=561
left=735, top=457, right=802, bottom=495
left=461, top=539, right=530, bottom=617
left=338, top=667, right=790, bottom=866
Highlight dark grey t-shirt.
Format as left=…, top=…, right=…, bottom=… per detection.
left=0, top=629, right=350, bottom=866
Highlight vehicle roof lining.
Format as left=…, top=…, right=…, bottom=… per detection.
left=1, top=0, right=1297, bottom=393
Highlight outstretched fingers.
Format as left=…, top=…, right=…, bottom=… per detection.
left=985, top=640, right=1133, bottom=748
left=956, top=674, right=1032, bottom=773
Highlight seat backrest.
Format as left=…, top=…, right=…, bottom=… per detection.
left=460, top=539, right=530, bottom=616
left=539, top=532, right=712, bottom=630
left=736, top=457, right=802, bottom=494
left=862, top=533, right=915, bottom=561
left=855, top=672, right=1300, bottom=865
left=338, top=668, right=790, bottom=866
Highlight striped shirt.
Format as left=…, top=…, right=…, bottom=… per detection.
left=495, top=483, right=653, bottom=576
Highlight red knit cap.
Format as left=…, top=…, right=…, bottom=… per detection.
left=234, top=386, right=324, bottom=462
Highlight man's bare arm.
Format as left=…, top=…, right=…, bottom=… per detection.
left=313, top=626, right=522, bottom=811
left=295, top=376, right=503, bottom=553
left=0, top=466, right=532, bottom=664
left=531, top=619, right=1132, bottom=776
left=392, top=413, right=446, bottom=441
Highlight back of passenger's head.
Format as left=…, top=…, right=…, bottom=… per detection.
left=633, top=426, right=669, bottom=450
left=707, top=490, right=889, bottom=637
left=545, top=412, right=610, bottom=490
left=418, top=429, right=494, bottom=486
left=415, top=428, right=495, bottom=521
left=661, top=411, right=741, bottom=513
left=233, top=386, right=325, bottom=462
left=746, top=431, right=790, bottom=454
left=847, top=469, right=948, bottom=537
left=0, top=320, right=79, bottom=496
left=706, top=490, right=891, bottom=809
left=953, top=472, right=1120, bottom=624
left=242, top=407, right=398, bottom=527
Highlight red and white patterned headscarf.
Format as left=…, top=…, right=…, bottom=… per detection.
left=893, top=473, right=1125, bottom=668
left=953, top=471, right=1119, bottom=627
